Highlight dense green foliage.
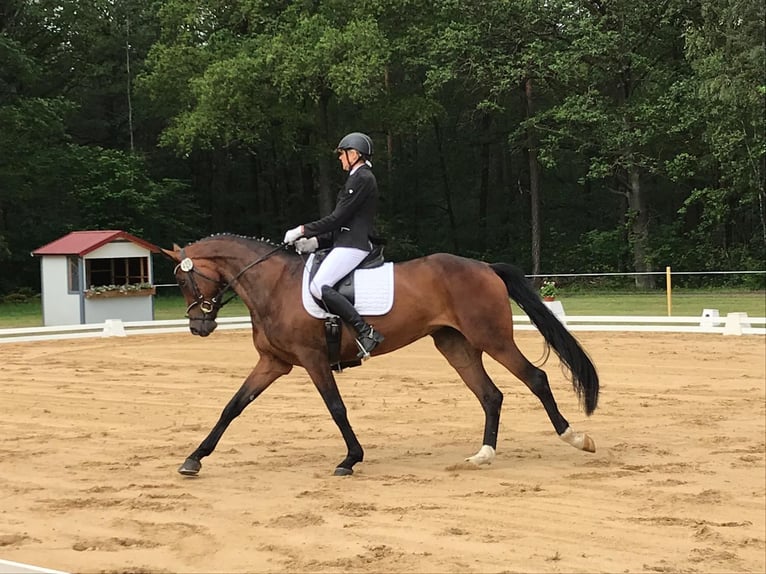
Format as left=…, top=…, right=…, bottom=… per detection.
left=1, top=0, right=763, bottom=296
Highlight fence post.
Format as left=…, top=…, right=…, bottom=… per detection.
left=666, top=266, right=672, bottom=316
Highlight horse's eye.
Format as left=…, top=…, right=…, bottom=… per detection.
left=178, top=279, right=186, bottom=287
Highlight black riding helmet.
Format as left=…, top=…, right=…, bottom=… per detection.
left=336, top=132, right=374, bottom=158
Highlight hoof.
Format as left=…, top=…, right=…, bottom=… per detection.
left=465, top=444, right=496, bottom=465
left=560, top=427, right=596, bottom=453
left=333, top=466, right=353, bottom=476
left=178, top=458, right=201, bottom=476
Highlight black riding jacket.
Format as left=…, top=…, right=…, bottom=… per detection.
left=302, top=164, right=378, bottom=251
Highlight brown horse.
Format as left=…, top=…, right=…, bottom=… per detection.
left=162, top=234, right=599, bottom=476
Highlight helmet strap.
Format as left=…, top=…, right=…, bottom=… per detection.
left=343, top=150, right=364, bottom=172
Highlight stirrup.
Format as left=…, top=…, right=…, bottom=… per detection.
left=355, top=328, right=384, bottom=360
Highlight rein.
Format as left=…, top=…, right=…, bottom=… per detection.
left=176, top=242, right=287, bottom=317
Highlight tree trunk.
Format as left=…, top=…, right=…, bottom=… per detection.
left=384, top=65, right=393, bottom=185
left=432, top=118, right=459, bottom=252
left=249, top=152, right=261, bottom=235
left=478, top=113, right=490, bottom=253
left=203, top=150, right=227, bottom=231
left=525, top=78, right=542, bottom=278
left=124, top=15, right=134, bottom=154
left=317, top=91, right=333, bottom=216
left=627, top=165, right=654, bottom=288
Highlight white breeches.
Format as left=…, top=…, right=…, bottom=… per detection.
left=309, top=247, right=369, bottom=299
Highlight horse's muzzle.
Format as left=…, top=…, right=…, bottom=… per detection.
left=189, top=318, right=218, bottom=337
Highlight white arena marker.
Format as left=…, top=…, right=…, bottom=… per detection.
left=699, top=308, right=720, bottom=328
left=723, top=312, right=750, bottom=336
left=101, top=318, right=127, bottom=337
left=543, top=300, right=567, bottom=326
left=0, top=559, right=69, bottom=574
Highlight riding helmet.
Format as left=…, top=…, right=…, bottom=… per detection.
left=336, top=132, right=373, bottom=157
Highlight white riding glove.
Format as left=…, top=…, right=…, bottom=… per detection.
left=294, top=237, right=319, bottom=254
left=283, top=225, right=304, bottom=244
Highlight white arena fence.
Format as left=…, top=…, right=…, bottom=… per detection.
left=1, top=312, right=763, bottom=344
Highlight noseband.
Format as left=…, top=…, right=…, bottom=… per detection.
left=175, top=243, right=287, bottom=318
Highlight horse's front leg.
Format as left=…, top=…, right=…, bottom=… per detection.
left=178, top=354, right=292, bottom=476
left=304, top=361, right=364, bottom=476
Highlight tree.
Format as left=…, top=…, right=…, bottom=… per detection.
left=0, top=0, right=192, bottom=294
left=1, top=0, right=763, bottom=297
left=140, top=1, right=391, bottom=221
left=531, top=0, right=698, bottom=287
left=676, top=0, right=766, bottom=270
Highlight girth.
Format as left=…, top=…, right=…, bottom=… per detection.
left=309, top=246, right=385, bottom=372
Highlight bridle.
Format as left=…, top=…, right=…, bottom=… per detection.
left=174, top=242, right=287, bottom=317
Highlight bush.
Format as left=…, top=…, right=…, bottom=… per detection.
left=3, top=288, right=39, bottom=304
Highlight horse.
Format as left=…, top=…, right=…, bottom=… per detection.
left=162, top=234, right=599, bottom=477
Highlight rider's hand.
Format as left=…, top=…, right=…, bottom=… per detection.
left=283, top=225, right=304, bottom=244
left=294, top=237, right=319, bottom=254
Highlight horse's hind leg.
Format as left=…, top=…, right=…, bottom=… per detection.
left=486, top=342, right=596, bottom=453
left=432, top=328, right=503, bottom=465
left=178, top=353, right=292, bottom=476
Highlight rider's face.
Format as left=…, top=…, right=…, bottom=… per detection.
left=338, top=149, right=359, bottom=171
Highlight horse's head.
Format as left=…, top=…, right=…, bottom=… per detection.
left=162, top=244, right=227, bottom=337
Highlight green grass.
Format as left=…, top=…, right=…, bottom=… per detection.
left=0, top=301, right=44, bottom=328
left=0, top=292, right=253, bottom=329
left=153, top=292, right=251, bottom=321
left=1, top=289, right=764, bottom=329
left=546, top=290, right=766, bottom=317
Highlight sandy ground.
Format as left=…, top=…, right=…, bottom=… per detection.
left=0, top=329, right=764, bottom=574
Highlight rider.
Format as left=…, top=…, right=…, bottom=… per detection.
left=283, top=132, right=385, bottom=360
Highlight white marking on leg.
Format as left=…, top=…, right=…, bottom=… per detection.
left=559, top=426, right=585, bottom=449
left=465, top=444, right=495, bottom=465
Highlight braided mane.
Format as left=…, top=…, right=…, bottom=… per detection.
left=197, top=232, right=279, bottom=246
left=192, top=233, right=296, bottom=259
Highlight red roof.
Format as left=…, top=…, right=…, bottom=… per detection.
left=32, top=230, right=160, bottom=257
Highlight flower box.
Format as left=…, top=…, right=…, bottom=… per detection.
left=539, top=279, right=558, bottom=300
left=85, top=286, right=156, bottom=299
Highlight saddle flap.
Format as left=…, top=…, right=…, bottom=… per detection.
left=302, top=254, right=394, bottom=319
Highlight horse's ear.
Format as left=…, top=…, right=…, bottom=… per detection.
left=160, top=247, right=179, bottom=262
left=172, top=243, right=182, bottom=251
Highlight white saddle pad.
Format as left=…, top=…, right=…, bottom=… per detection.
left=302, top=254, right=395, bottom=319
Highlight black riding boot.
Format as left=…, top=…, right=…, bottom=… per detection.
left=321, top=285, right=384, bottom=360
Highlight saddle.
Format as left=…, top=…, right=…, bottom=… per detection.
left=308, top=246, right=385, bottom=304
left=303, top=246, right=391, bottom=371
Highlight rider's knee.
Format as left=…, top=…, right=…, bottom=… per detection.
left=309, top=280, right=325, bottom=300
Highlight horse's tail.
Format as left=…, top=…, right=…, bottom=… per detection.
left=490, top=263, right=599, bottom=415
